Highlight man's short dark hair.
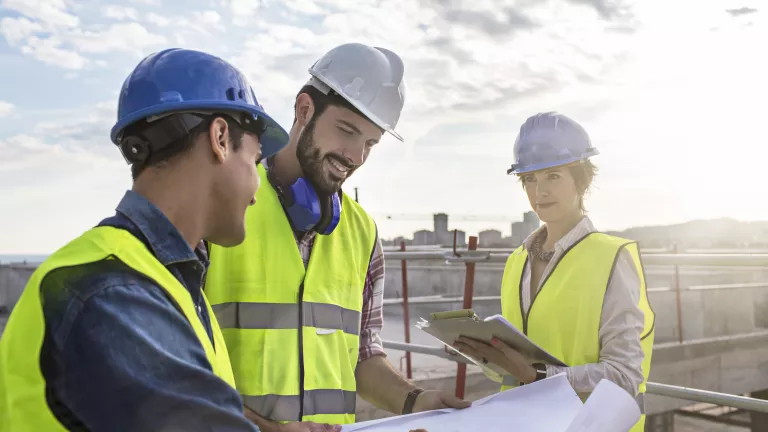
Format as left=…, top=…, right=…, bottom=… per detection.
left=293, top=85, right=366, bottom=126
left=125, top=114, right=246, bottom=180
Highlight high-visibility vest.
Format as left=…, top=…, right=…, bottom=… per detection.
left=500, top=232, right=655, bottom=432
left=0, top=226, right=235, bottom=432
left=204, top=164, right=377, bottom=425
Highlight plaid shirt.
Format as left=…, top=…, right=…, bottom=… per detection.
left=263, top=159, right=386, bottom=362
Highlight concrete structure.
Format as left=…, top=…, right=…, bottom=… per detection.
left=433, top=213, right=448, bottom=240
left=413, top=229, right=435, bottom=246
left=511, top=221, right=525, bottom=245
left=478, top=229, right=502, bottom=247
left=453, top=230, right=466, bottom=247
left=0, top=264, right=33, bottom=312
left=523, top=210, right=540, bottom=233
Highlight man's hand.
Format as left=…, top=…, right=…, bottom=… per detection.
left=453, top=336, right=537, bottom=384
left=276, top=422, right=342, bottom=432
left=411, top=390, right=471, bottom=413
left=243, top=406, right=341, bottom=432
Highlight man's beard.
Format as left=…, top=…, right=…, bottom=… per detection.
left=296, top=120, right=356, bottom=195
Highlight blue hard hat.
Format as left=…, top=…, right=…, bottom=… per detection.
left=507, top=112, right=599, bottom=175
left=111, top=48, right=289, bottom=159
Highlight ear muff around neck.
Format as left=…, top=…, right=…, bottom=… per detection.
left=279, top=177, right=341, bottom=235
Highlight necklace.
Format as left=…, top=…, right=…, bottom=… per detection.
left=529, top=230, right=555, bottom=262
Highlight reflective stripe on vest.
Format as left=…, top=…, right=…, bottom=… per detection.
left=204, top=164, right=376, bottom=425
left=212, top=302, right=361, bottom=335
left=499, top=232, right=655, bottom=432
left=0, top=226, right=235, bottom=432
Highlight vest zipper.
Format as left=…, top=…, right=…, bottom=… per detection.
left=297, top=282, right=306, bottom=420
left=520, top=256, right=529, bottom=335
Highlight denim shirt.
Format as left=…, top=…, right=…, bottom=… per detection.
left=39, top=190, right=257, bottom=432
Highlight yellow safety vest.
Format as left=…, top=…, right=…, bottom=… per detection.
left=0, top=226, right=236, bottom=432
left=500, top=232, right=655, bottom=432
left=204, top=164, right=377, bottom=425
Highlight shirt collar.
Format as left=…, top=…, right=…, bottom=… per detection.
left=522, top=215, right=596, bottom=252
left=114, top=190, right=199, bottom=266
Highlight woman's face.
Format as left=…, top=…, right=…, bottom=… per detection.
left=520, top=165, right=582, bottom=224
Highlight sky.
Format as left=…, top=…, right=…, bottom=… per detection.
left=0, top=0, right=765, bottom=254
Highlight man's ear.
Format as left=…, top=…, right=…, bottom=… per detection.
left=294, top=93, right=316, bottom=128
left=208, top=117, right=230, bottom=164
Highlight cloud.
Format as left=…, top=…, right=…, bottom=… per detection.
left=1, top=0, right=80, bottom=28
left=726, top=7, right=758, bottom=17
left=20, top=35, right=88, bottom=69
left=145, top=12, right=170, bottom=27
left=0, top=17, right=45, bottom=45
left=102, top=5, right=139, bottom=21
left=67, top=23, right=167, bottom=55
left=566, top=0, right=631, bottom=20
left=190, top=10, right=224, bottom=30
left=283, top=0, right=327, bottom=15
left=428, top=1, right=539, bottom=36
left=0, top=101, right=13, bottom=117
left=229, top=0, right=267, bottom=25
left=129, top=0, right=159, bottom=5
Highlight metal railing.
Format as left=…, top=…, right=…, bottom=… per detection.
left=382, top=339, right=768, bottom=414
left=384, top=234, right=768, bottom=413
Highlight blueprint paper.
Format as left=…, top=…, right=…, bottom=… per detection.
left=342, top=374, right=583, bottom=432
left=563, top=379, right=641, bottom=432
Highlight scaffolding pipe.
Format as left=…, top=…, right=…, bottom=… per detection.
left=455, top=235, right=478, bottom=399
left=382, top=341, right=768, bottom=414
left=645, top=382, right=768, bottom=413
left=400, top=241, right=412, bottom=379
left=383, top=251, right=768, bottom=267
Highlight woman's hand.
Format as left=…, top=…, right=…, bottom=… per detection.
left=453, top=337, right=538, bottom=384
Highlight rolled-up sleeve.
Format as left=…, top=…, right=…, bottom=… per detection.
left=358, top=235, right=386, bottom=362
left=546, top=248, right=645, bottom=396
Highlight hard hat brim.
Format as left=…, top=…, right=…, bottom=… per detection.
left=507, top=149, right=599, bottom=175
left=110, top=100, right=290, bottom=159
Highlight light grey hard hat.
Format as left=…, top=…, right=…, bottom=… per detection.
left=306, top=42, right=407, bottom=141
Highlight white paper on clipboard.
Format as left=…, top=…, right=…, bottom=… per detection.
left=416, top=311, right=565, bottom=381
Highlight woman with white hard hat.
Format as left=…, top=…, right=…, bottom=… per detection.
left=453, top=112, right=656, bottom=432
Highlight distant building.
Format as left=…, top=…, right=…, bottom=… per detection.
left=509, top=211, right=540, bottom=246
left=479, top=229, right=503, bottom=247
left=434, top=213, right=450, bottom=245
left=454, top=230, right=466, bottom=247
left=434, top=213, right=448, bottom=234
left=511, top=222, right=526, bottom=246
left=523, top=211, right=540, bottom=234
left=413, top=230, right=435, bottom=245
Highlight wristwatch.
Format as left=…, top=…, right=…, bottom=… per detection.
left=532, top=363, right=547, bottom=382
left=402, top=388, right=425, bottom=415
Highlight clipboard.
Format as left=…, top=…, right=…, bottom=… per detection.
left=416, top=309, right=566, bottom=382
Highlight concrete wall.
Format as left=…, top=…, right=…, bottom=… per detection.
left=0, top=265, right=33, bottom=312
left=4, top=262, right=768, bottom=343
left=384, top=263, right=768, bottom=343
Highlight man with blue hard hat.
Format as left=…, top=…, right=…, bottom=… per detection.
left=0, top=48, right=291, bottom=431
left=204, top=42, right=471, bottom=431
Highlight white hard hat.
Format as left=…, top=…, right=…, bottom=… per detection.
left=306, top=42, right=406, bottom=141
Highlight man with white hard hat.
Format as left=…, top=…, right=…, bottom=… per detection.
left=204, top=43, right=471, bottom=431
